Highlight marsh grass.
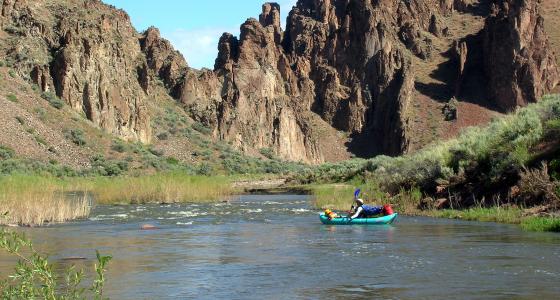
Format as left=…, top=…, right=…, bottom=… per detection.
left=310, top=181, right=389, bottom=211
left=0, top=175, right=90, bottom=226
left=310, top=184, right=355, bottom=210
left=0, top=173, right=237, bottom=225
left=89, top=172, right=237, bottom=204
left=431, top=207, right=523, bottom=224
left=521, top=217, right=560, bottom=232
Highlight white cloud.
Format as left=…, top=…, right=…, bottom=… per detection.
left=164, top=1, right=298, bottom=70
left=166, top=27, right=235, bottom=70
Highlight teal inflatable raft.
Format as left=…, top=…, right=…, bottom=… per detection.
left=319, top=213, right=398, bottom=225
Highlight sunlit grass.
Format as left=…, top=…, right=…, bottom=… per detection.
left=0, top=173, right=238, bottom=225
left=521, top=217, right=560, bottom=232
left=431, top=207, right=524, bottom=224
left=89, top=172, right=237, bottom=204
left=310, top=184, right=356, bottom=210
left=0, top=175, right=90, bottom=226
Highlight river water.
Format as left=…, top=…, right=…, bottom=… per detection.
left=1, top=194, right=560, bottom=299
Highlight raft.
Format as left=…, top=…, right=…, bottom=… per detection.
left=319, top=213, right=398, bottom=225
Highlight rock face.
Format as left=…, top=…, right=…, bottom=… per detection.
left=175, top=0, right=461, bottom=160
left=1, top=0, right=151, bottom=142
left=1, top=0, right=558, bottom=162
left=482, top=0, right=559, bottom=111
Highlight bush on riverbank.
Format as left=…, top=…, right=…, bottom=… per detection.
left=0, top=229, right=111, bottom=299
left=306, top=95, right=560, bottom=205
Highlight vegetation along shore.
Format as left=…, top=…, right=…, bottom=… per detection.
left=2, top=95, right=560, bottom=231
left=306, top=95, right=560, bottom=232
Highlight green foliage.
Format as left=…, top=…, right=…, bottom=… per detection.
left=148, top=147, right=164, bottom=157
left=15, top=116, right=24, bottom=125
left=41, top=91, right=65, bottom=109
left=192, top=122, right=212, bottom=135
left=8, top=69, right=16, bottom=78
left=0, top=145, right=15, bottom=160
left=156, top=132, right=169, bottom=140
left=166, top=156, right=179, bottom=165
left=197, top=162, right=213, bottom=176
left=259, top=148, right=275, bottom=159
left=34, top=107, right=47, bottom=121
left=521, top=217, right=560, bottom=232
left=6, top=93, right=17, bottom=103
left=0, top=229, right=111, bottom=299
left=65, top=129, right=87, bottom=146
left=34, top=135, right=48, bottom=146
left=110, top=140, right=127, bottom=153
left=301, top=95, right=560, bottom=195
left=90, top=154, right=129, bottom=176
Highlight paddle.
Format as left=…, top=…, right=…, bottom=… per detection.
left=345, top=188, right=361, bottom=222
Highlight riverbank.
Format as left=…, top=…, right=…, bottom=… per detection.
left=308, top=184, right=560, bottom=232
left=0, top=173, right=239, bottom=226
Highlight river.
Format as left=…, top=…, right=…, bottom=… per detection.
left=1, top=194, right=559, bottom=299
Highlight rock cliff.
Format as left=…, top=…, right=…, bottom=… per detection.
left=1, top=0, right=558, bottom=163
left=482, top=0, right=559, bottom=110
left=1, top=0, right=151, bottom=142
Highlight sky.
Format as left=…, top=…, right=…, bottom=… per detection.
left=103, top=0, right=298, bottom=69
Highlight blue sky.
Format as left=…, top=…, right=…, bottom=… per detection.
left=103, top=0, right=297, bottom=69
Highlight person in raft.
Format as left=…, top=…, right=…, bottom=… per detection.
left=348, top=198, right=394, bottom=220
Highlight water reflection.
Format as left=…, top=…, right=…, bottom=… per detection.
left=1, top=195, right=559, bottom=299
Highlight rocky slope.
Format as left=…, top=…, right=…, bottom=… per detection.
left=1, top=0, right=150, bottom=143
left=174, top=0, right=558, bottom=161
left=0, top=0, right=558, bottom=165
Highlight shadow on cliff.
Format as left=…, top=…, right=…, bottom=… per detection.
left=345, top=131, right=380, bottom=159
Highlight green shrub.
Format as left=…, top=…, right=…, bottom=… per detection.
left=89, top=154, right=129, bottom=176
left=192, top=122, right=212, bottom=135
left=197, top=162, right=213, bottom=175
left=8, top=70, right=16, bottom=78
left=0, top=229, right=111, bottom=299
left=148, top=147, right=164, bottom=157
left=64, top=129, right=87, bottom=146
left=259, top=147, right=275, bottom=159
left=14, top=116, right=24, bottom=125
left=6, top=93, right=17, bottom=103
left=157, top=132, right=169, bottom=140
left=41, top=91, right=64, bottom=109
left=166, top=157, right=179, bottom=165
left=111, top=140, right=127, bottom=153
left=34, top=135, right=47, bottom=146
left=0, top=145, right=15, bottom=160
left=550, top=159, right=560, bottom=181
left=34, top=107, right=47, bottom=121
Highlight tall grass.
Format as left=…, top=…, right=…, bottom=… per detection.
left=310, top=184, right=356, bottom=210
left=88, top=172, right=236, bottom=204
left=310, top=182, right=390, bottom=211
left=521, top=217, right=560, bottom=232
left=0, top=173, right=237, bottom=225
left=0, top=175, right=90, bottom=226
left=431, top=207, right=523, bottom=224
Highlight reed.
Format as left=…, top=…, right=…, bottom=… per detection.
left=431, top=207, right=523, bottom=224
left=521, top=217, right=560, bottom=232
left=89, top=172, right=237, bottom=204
left=0, top=175, right=90, bottom=226
left=310, top=182, right=389, bottom=211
